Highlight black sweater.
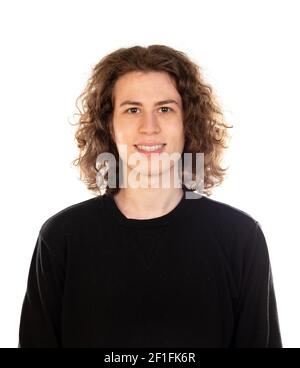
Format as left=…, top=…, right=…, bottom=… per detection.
left=18, top=190, right=282, bottom=348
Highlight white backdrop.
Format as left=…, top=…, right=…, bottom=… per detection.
left=0, top=0, right=299, bottom=348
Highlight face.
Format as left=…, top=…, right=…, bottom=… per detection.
left=111, top=70, right=185, bottom=188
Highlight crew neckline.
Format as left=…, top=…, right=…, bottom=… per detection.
left=102, top=187, right=193, bottom=229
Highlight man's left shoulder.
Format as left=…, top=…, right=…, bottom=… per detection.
left=188, top=193, right=258, bottom=233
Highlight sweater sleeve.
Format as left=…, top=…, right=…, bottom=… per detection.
left=18, top=230, right=65, bottom=348
left=230, top=221, right=283, bottom=348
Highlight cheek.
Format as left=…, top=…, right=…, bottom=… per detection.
left=113, top=126, right=136, bottom=160
left=113, top=117, right=137, bottom=139
left=113, top=124, right=132, bottom=144
left=169, top=124, right=185, bottom=145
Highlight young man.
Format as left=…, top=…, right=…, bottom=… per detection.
left=18, top=45, right=282, bottom=348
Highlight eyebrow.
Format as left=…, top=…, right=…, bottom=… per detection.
left=119, top=99, right=179, bottom=107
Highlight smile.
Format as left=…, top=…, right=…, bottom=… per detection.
left=134, top=144, right=166, bottom=154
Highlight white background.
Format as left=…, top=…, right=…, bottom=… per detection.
left=0, top=0, right=299, bottom=348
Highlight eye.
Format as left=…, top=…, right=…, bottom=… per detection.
left=125, top=106, right=173, bottom=114
left=126, top=107, right=140, bottom=114
left=159, top=106, right=173, bottom=113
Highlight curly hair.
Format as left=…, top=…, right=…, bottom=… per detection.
left=71, top=44, right=233, bottom=197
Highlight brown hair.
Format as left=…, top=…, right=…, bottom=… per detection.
left=71, top=44, right=233, bottom=197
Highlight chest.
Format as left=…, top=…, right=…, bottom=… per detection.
left=61, top=228, right=236, bottom=347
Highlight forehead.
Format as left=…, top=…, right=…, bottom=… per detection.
left=113, top=70, right=181, bottom=103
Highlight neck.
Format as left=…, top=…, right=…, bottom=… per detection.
left=113, top=166, right=184, bottom=219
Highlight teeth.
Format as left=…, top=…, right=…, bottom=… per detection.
left=136, top=144, right=164, bottom=152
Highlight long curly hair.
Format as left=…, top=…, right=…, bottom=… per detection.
left=71, top=44, right=233, bottom=197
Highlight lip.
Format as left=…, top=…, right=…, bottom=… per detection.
left=134, top=143, right=166, bottom=146
left=134, top=143, right=166, bottom=155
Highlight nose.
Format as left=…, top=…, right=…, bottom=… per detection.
left=138, top=112, right=161, bottom=134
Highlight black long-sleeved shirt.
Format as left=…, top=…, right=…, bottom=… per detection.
left=18, top=189, right=283, bottom=348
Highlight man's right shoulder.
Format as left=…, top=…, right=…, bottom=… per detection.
left=39, top=195, right=104, bottom=241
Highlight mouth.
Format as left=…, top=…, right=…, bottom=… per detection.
left=134, top=143, right=166, bottom=155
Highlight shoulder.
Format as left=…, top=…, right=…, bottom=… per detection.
left=199, top=195, right=269, bottom=264
left=39, top=196, right=103, bottom=244
left=186, top=193, right=266, bottom=259
left=187, top=192, right=258, bottom=234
